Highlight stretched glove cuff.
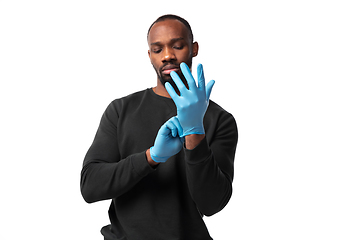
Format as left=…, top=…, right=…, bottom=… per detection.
left=180, top=126, right=205, bottom=137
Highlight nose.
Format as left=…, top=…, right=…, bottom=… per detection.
left=161, top=46, right=176, bottom=62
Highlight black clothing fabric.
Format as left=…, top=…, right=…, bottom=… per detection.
left=81, top=88, right=238, bottom=240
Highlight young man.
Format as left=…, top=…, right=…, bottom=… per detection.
left=81, top=14, right=238, bottom=240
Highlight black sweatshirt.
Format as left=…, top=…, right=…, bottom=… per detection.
left=81, top=88, right=238, bottom=240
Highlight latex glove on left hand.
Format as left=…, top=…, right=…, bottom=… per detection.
left=150, top=116, right=185, bottom=163
left=165, top=63, right=215, bottom=137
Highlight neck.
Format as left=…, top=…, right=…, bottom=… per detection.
left=153, top=78, right=171, bottom=98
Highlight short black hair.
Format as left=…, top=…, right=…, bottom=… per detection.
left=147, top=14, right=194, bottom=43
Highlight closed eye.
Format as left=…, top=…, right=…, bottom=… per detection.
left=173, top=45, right=184, bottom=50
left=152, top=48, right=162, bottom=54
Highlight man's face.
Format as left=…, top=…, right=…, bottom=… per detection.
left=148, top=19, right=198, bottom=88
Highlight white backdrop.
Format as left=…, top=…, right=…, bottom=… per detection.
left=1, top=1, right=359, bottom=239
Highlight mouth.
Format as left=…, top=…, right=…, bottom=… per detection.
left=161, top=64, right=179, bottom=75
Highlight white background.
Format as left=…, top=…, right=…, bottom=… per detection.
left=1, top=0, right=359, bottom=239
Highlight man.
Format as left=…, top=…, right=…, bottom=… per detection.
left=81, top=14, right=238, bottom=240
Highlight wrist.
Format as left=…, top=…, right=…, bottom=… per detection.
left=181, top=124, right=205, bottom=137
left=185, top=134, right=205, bottom=150
left=146, top=149, right=160, bottom=167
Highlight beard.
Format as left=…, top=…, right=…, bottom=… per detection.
left=152, top=58, right=193, bottom=92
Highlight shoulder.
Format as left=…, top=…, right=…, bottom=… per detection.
left=207, top=100, right=236, bottom=123
left=205, top=100, right=238, bottom=141
left=97, top=89, right=150, bottom=122
left=106, top=89, right=150, bottom=111
left=111, top=89, right=149, bottom=105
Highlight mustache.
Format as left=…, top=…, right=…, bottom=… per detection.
left=160, top=62, right=180, bottom=71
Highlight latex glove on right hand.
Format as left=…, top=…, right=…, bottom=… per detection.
left=165, top=63, right=215, bottom=137
left=150, top=116, right=185, bottom=163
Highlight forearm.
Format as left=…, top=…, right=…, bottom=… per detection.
left=81, top=151, right=155, bottom=203
left=145, top=149, right=160, bottom=167
left=185, top=137, right=233, bottom=216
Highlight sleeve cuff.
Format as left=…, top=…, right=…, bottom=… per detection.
left=184, top=137, right=212, bottom=165
left=130, top=151, right=156, bottom=177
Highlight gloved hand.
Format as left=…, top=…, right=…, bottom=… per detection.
left=150, top=116, right=185, bottom=163
left=165, top=62, right=215, bottom=137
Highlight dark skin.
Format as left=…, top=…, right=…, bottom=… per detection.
left=146, top=19, right=205, bottom=167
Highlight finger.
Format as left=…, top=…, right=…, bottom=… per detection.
left=159, top=121, right=171, bottom=136
left=165, top=82, right=179, bottom=100
left=170, top=71, right=187, bottom=94
left=166, top=120, right=178, bottom=137
left=161, top=117, right=176, bottom=137
left=205, top=80, right=215, bottom=101
left=170, top=116, right=183, bottom=137
left=197, top=64, right=205, bottom=91
left=180, top=62, right=197, bottom=90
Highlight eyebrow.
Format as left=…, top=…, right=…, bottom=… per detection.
left=150, top=37, right=185, bottom=46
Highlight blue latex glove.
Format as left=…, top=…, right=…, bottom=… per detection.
left=150, top=116, right=185, bottom=163
left=165, top=62, right=215, bottom=137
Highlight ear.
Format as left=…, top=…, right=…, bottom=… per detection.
left=148, top=50, right=153, bottom=64
left=192, top=42, right=199, bottom=57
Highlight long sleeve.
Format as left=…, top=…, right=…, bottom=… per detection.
left=80, top=89, right=237, bottom=239
left=80, top=101, right=155, bottom=203
left=184, top=110, right=238, bottom=216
